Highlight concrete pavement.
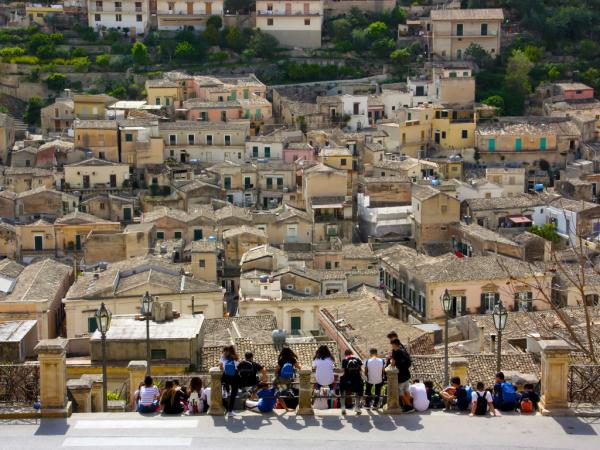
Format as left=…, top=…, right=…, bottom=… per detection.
left=0, top=410, right=598, bottom=450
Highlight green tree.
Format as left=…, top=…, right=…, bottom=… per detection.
left=249, top=31, right=279, bottom=58
left=482, top=95, right=505, bottom=115
left=24, top=96, right=43, bottom=126
left=45, top=73, right=67, bottom=91
left=464, top=43, right=492, bottom=68
left=109, top=85, right=127, bottom=99
left=548, top=64, right=561, bottom=80
left=390, top=47, right=411, bottom=66
left=203, top=24, right=220, bottom=46
left=225, top=26, right=244, bottom=52
left=174, top=41, right=196, bottom=61
left=523, top=44, right=544, bottom=63
left=372, top=38, right=395, bottom=59
left=505, top=50, right=534, bottom=98
left=131, top=41, right=150, bottom=67
left=158, top=39, right=177, bottom=63
left=529, top=223, right=560, bottom=244
left=207, top=15, right=223, bottom=29
left=365, top=21, right=389, bottom=42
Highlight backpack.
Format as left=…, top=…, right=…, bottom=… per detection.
left=280, top=362, right=295, bottom=379
left=346, top=357, right=362, bottom=376
left=501, top=382, right=517, bottom=404
left=520, top=398, right=534, bottom=414
left=237, top=360, right=257, bottom=387
left=474, top=392, right=488, bottom=416
left=281, top=387, right=299, bottom=409
left=396, top=346, right=412, bottom=369
left=455, top=386, right=471, bottom=411
left=223, top=358, right=237, bottom=377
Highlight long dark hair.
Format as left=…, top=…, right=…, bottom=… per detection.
left=314, top=345, right=333, bottom=360
left=189, top=377, right=202, bottom=394
left=161, top=380, right=176, bottom=406
left=278, top=346, right=298, bottom=365
left=222, top=345, right=238, bottom=361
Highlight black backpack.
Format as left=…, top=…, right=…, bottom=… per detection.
left=237, top=360, right=258, bottom=387
left=346, top=357, right=362, bottom=376
left=396, top=345, right=412, bottom=369
left=474, top=392, right=488, bottom=416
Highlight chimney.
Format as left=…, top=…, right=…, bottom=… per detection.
left=478, top=326, right=485, bottom=353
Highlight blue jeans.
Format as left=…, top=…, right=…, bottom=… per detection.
left=137, top=400, right=159, bottom=413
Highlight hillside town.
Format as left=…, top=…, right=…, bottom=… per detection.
left=0, top=0, right=599, bottom=445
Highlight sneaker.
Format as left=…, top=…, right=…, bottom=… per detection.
left=341, top=409, right=347, bottom=415
left=355, top=408, right=362, bottom=415
left=227, top=411, right=237, bottom=418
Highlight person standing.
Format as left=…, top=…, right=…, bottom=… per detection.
left=390, top=338, right=414, bottom=412
left=340, top=349, right=364, bottom=415
left=364, top=348, right=385, bottom=409
left=219, top=345, right=240, bottom=417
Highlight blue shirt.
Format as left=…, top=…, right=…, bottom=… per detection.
left=257, top=388, right=277, bottom=412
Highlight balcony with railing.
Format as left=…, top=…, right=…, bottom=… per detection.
left=91, top=4, right=146, bottom=13
left=257, top=9, right=321, bottom=16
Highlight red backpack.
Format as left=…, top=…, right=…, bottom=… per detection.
left=520, top=398, right=534, bottom=413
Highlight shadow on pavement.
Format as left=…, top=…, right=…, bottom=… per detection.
left=210, top=411, right=423, bottom=433
left=553, top=416, right=598, bottom=436
left=34, top=418, right=69, bottom=436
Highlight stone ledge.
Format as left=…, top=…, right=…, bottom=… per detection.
left=35, top=338, right=69, bottom=355
left=542, top=406, right=600, bottom=417
left=0, top=402, right=72, bottom=419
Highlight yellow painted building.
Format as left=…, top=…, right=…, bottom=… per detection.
left=74, top=120, right=119, bottom=161
left=26, top=4, right=64, bottom=25
left=74, top=94, right=116, bottom=120
left=64, top=158, right=130, bottom=190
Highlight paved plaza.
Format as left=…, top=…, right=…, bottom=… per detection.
left=0, top=411, right=598, bottom=450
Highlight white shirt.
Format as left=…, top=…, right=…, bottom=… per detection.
left=364, top=357, right=385, bottom=385
left=312, top=357, right=335, bottom=386
left=409, top=382, right=430, bottom=412
left=471, top=390, right=493, bottom=404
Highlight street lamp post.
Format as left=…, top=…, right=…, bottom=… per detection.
left=141, top=291, right=154, bottom=376
left=95, top=302, right=112, bottom=412
left=493, top=301, right=508, bottom=372
left=440, top=289, right=452, bottom=386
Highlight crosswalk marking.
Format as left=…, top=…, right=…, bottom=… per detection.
left=74, top=419, right=199, bottom=430
left=63, top=437, right=192, bottom=447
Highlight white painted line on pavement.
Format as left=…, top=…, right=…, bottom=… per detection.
left=74, top=419, right=199, bottom=429
left=63, top=437, right=192, bottom=447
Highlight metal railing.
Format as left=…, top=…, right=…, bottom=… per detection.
left=0, top=364, right=40, bottom=407
left=568, top=364, right=600, bottom=405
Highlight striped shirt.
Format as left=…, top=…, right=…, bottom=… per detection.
left=139, top=385, right=159, bottom=405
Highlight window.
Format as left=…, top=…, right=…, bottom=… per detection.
left=488, top=138, right=495, bottom=152
left=99, top=151, right=106, bottom=159
left=194, top=229, right=203, bottom=240
left=206, top=135, right=213, bottom=145
left=244, top=176, right=252, bottom=188
left=115, top=13, right=122, bottom=21
left=461, top=129, right=468, bottom=139
left=224, top=176, right=231, bottom=189
left=304, top=19, right=310, bottom=25
left=304, top=287, right=311, bottom=294
left=456, top=24, right=463, bottom=36
left=481, top=23, right=488, bottom=36
left=252, top=146, right=259, bottom=157
left=224, top=135, right=231, bottom=146
left=325, top=261, right=332, bottom=269
left=95, top=13, right=101, bottom=21
left=441, top=131, right=446, bottom=139
left=585, top=294, right=599, bottom=306
left=169, top=135, right=176, bottom=145
left=87, top=317, right=98, bottom=333
left=136, top=14, right=142, bottom=22
left=99, top=202, right=105, bottom=210
left=267, top=18, right=273, bottom=26
left=156, top=231, right=165, bottom=240
left=125, top=133, right=133, bottom=142
left=266, top=177, right=273, bottom=188
left=480, top=292, right=499, bottom=313
left=264, top=146, right=270, bottom=158
left=198, top=259, right=206, bottom=268
left=277, top=178, right=283, bottom=187
left=151, top=349, right=167, bottom=360
left=540, top=137, right=546, bottom=150
left=188, top=134, right=195, bottom=145
left=515, top=137, right=522, bottom=151
left=340, top=158, right=347, bottom=166
left=514, top=291, right=533, bottom=311
left=174, top=231, right=182, bottom=240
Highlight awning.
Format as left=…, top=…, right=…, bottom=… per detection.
left=312, top=203, right=343, bottom=209
left=508, top=216, right=532, bottom=224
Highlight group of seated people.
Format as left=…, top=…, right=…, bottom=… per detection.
left=439, top=372, right=540, bottom=416
left=134, top=375, right=210, bottom=415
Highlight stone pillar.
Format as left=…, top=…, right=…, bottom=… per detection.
left=82, top=374, right=104, bottom=412
left=128, top=360, right=147, bottom=411
left=539, top=340, right=571, bottom=415
left=208, top=367, right=225, bottom=416
left=450, top=357, right=468, bottom=385
left=67, top=378, right=93, bottom=413
left=297, top=369, right=314, bottom=415
left=383, top=366, right=401, bottom=414
left=35, top=339, right=70, bottom=416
